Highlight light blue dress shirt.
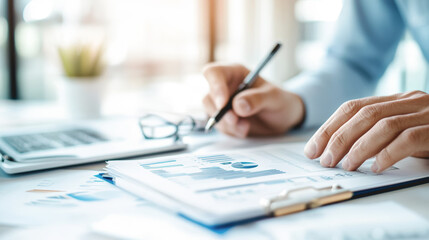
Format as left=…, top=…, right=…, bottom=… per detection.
left=286, top=0, right=429, bottom=128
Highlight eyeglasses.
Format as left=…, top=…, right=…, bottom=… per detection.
left=138, top=114, right=196, bottom=140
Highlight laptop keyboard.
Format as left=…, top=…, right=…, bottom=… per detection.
left=2, top=129, right=108, bottom=154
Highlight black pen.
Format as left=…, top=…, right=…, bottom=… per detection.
left=205, top=43, right=282, bottom=132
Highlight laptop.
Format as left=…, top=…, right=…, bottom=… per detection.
left=0, top=118, right=187, bottom=174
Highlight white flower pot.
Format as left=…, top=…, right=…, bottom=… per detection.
left=57, top=76, right=105, bottom=119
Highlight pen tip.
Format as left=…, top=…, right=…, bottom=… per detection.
left=272, top=43, right=282, bottom=54
left=204, top=118, right=216, bottom=133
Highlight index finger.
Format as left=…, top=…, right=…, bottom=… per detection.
left=203, top=64, right=249, bottom=108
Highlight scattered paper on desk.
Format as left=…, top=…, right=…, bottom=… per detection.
left=0, top=170, right=146, bottom=226
left=254, top=201, right=429, bottom=240
left=92, top=213, right=221, bottom=240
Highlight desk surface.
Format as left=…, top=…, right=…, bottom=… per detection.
left=1, top=102, right=429, bottom=239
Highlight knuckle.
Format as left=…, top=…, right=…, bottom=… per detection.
left=254, top=89, right=270, bottom=104
left=233, top=98, right=252, bottom=116
left=202, top=63, right=219, bottom=76
left=231, top=63, right=247, bottom=71
left=359, top=105, right=381, bottom=120
left=231, top=64, right=250, bottom=77
left=410, top=90, right=426, bottom=96
left=202, top=65, right=226, bottom=84
left=259, top=85, right=280, bottom=103
left=204, top=63, right=247, bottom=78
left=423, top=109, right=429, bottom=119
left=340, top=100, right=361, bottom=118
left=267, top=84, right=281, bottom=96
left=378, top=117, right=401, bottom=132
left=415, top=93, right=429, bottom=106
left=238, top=88, right=271, bottom=111
left=402, top=90, right=426, bottom=99
left=202, top=65, right=214, bottom=78
left=421, top=96, right=429, bottom=107
left=392, top=92, right=403, bottom=99
left=403, top=128, right=421, bottom=144
left=331, top=131, right=347, bottom=148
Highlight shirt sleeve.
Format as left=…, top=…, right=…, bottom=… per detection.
left=285, top=0, right=406, bottom=129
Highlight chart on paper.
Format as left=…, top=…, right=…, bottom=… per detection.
left=0, top=170, right=148, bottom=226
left=137, top=145, right=396, bottom=195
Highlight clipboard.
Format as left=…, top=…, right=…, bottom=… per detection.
left=98, top=171, right=429, bottom=232
left=104, top=142, right=429, bottom=227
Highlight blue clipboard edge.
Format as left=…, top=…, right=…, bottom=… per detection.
left=95, top=173, right=429, bottom=232
left=352, top=175, right=429, bottom=199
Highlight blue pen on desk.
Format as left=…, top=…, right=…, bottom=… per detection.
left=205, top=43, right=282, bottom=132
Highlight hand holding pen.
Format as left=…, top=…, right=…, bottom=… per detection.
left=202, top=43, right=306, bottom=138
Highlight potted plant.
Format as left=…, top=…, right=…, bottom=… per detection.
left=57, top=43, right=106, bottom=119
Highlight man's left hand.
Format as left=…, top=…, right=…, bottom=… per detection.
left=304, top=90, right=429, bottom=173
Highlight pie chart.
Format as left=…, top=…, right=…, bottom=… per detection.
left=231, top=162, right=258, bottom=169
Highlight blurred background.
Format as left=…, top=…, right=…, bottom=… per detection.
left=0, top=0, right=428, bottom=120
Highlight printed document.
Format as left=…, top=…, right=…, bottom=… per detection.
left=107, top=142, right=429, bottom=225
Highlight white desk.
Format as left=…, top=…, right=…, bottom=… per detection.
left=1, top=101, right=429, bottom=239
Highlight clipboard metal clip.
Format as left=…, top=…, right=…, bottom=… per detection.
left=260, top=184, right=353, bottom=217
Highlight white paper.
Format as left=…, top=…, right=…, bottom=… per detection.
left=107, top=142, right=429, bottom=225
left=0, top=169, right=242, bottom=239
left=254, top=202, right=429, bottom=240
left=0, top=169, right=146, bottom=226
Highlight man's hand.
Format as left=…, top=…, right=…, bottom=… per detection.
left=304, top=90, right=429, bottom=173
left=202, top=63, right=305, bottom=138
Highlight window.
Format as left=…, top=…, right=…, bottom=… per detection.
left=8, top=0, right=212, bottom=100
left=0, top=2, right=8, bottom=99
left=5, top=0, right=427, bottom=101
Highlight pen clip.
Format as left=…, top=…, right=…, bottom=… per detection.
left=260, top=184, right=353, bottom=217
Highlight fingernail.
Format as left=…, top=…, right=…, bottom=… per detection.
left=371, top=162, right=380, bottom=173
left=225, top=112, right=236, bottom=125
left=304, top=141, right=317, bottom=158
left=215, top=97, right=224, bottom=109
left=321, top=151, right=333, bottom=167
left=237, top=99, right=251, bottom=113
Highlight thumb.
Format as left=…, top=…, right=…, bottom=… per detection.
left=232, top=86, right=280, bottom=117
